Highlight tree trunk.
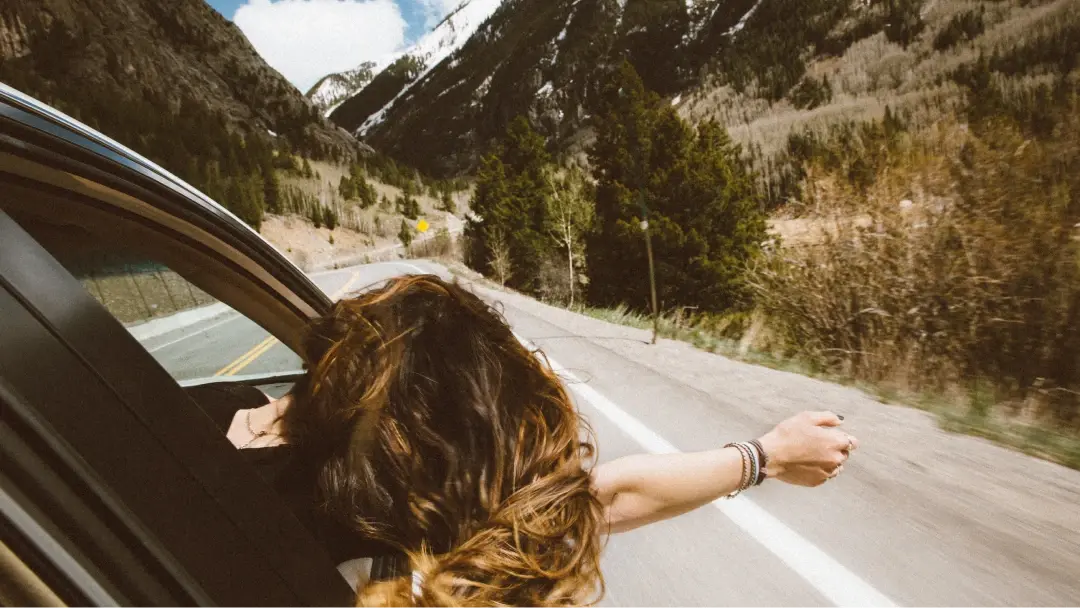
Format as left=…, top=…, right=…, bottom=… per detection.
left=566, top=223, right=575, bottom=308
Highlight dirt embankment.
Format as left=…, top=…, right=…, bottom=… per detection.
left=260, top=212, right=464, bottom=272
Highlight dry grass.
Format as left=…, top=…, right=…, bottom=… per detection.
left=749, top=108, right=1080, bottom=429
left=573, top=300, right=1080, bottom=470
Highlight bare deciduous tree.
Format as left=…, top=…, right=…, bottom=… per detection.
left=546, top=166, right=594, bottom=307
left=488, top=228, right=513, bottom=287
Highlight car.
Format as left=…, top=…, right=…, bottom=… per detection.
left=0, top=83, right=357, bottom=606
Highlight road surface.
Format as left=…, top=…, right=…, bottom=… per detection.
left=137, top=260, right=1080, bottom=607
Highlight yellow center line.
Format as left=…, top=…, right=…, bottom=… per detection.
left=213, top=271, right=362, bottom=378
left=215, top=335, right=276, bottom=377
left=223, top=336, right=280, bottom=377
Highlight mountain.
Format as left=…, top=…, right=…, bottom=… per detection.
left=0, top=0, right=358, bottom=160
left=318, top=0, right=751, bottom=170
left=306, top=61, right=378, bottom=115
left=308, top=0, right=506, bottom=118
left=321, top=0, right=505, bottom=140
left=325, top=0, right=1075, bottom=179
left=326, top=0, right=831, bottom=176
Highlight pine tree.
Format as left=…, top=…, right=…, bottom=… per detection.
left=224, top=144, right=242, bottom=180
left=398, top=219, right=414, bottom=249
left=587, top=61, right=766, bottom=313
left=223, top=178, right=242, bottom=215
left=262, top=157, right=281, bottom=214
left=350, top=165, right=378, bottom=209
left=338, top=175, right=356, bottom=200
left=230, top=175, right=265, bottom=231
left=349, top=163, right=366, bottom=186
left=359, top=180, right=378, bottom=209
left=885, top=0, right=925, bottom=47
left=439, top=189, right=457, bottom=214
left=324, top=204, right=339, bottom=231
left=397, top=193, right=421, bottom=219
left=465, top=116, right=554, bottom=293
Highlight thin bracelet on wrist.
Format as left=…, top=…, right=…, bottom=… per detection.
left=724, top=443, right=748, bottom=497
left=724, top=442, right=762, bottom=497
left=749, top=439, right=769, bottom=485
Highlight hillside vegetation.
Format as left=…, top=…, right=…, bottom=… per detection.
left=457, top=0, right=1080, bottom=464
left=1, top=0, right=471, bottom=267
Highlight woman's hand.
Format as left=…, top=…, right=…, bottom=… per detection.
left=757, top=411, right=858, bottom=487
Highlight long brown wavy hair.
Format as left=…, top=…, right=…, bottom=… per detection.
left=283, top=274, right=605, bottom=606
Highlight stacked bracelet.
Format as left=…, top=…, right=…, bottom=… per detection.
left=727, top=442, right=749, bottom=497
left=724, top=440, right=769, bottom=497
left=749, top=439, right=769, bottom=486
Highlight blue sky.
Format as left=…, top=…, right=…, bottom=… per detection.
left=205, top=0, right=457, bottom=92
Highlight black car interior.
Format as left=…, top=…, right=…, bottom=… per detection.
left=0, top=92, right=355, bottom=605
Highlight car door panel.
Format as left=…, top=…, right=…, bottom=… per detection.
left=0, top=289, right=196, bottom=606
left=0, top=210, right=353, bottom=605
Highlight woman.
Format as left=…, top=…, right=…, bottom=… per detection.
left=210, top=275, right=856, bottom=606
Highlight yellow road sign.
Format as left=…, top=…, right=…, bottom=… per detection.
left=417, top=219, right=430, bottom=233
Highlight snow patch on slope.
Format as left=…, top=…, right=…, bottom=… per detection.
left=724, top=0, right=766, bottom=36
left=356, top=0, right=505, bottom=135
left=308, top=61, right=384, bottom=116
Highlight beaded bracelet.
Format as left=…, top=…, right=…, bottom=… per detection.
left=724, top=442, right=747, bottom=498
left=749, top=439, right=769, bottom=486
left=725, top=442, right=760, bottom=498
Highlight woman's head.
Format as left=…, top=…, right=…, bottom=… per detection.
left=286, top=275, right=604, bottom=606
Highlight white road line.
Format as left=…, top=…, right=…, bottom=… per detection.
left=147, top=314, right=240, bottom=353
left=361, top=260, right=429, bottom=276
left=397, top=262, right=429, bottom=275
left=514, top=333, right=897, bottom=608
left=145, top=271, right=359, bottom=353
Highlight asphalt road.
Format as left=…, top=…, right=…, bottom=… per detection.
left=140, top=261, right=432, bottom=382
left=137, top=259, right=1080, bottom=606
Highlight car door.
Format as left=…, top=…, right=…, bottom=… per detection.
left=0, top=87, right=353, bottom=605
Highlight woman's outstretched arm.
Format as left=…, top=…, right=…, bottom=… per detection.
left=590, top=411, right=857, bottom=534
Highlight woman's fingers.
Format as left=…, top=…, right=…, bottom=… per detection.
left=806, top=411, right=844, bottom=427
left=821, top=428, right=851, bottom=451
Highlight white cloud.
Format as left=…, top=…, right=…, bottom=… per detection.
left=234, top=0, right=408, bottom=92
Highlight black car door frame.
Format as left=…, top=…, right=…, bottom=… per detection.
left=0, top=84, right=354, bottom=605
left=0, top=209, right=354, bottom=606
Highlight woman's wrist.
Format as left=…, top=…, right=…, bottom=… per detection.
left=756, top=431, right=786, bottom=479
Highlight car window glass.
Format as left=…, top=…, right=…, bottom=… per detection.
left=4, top=211, right=303, bottom=384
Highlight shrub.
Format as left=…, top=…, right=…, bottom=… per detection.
left=750, top=113, right=1080, bottom=426
left=933, top=9, right=985, bottom=51
left=789, top=75, right=833, bottom=110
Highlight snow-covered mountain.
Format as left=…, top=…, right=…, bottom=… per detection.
left=325, top=0, right=768, bottom=175
left=305, top=0, right=505, bottom=117
left=322, top=0, right=938, bottom=178
left=306, top=61, right=380, bottom=115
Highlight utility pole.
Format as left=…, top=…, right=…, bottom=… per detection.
left=639, top=193, right=659, bottom=345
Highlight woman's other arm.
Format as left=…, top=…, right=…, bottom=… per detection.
left=591, top=411, right=857, bottom=534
